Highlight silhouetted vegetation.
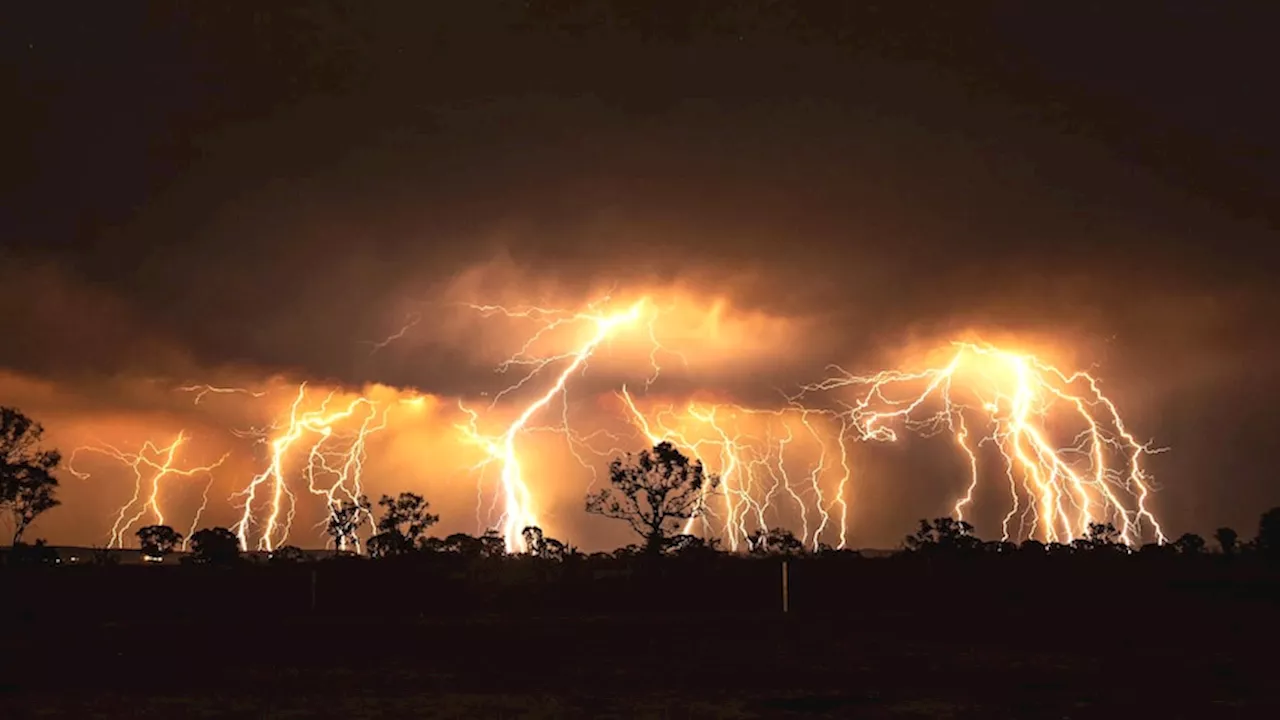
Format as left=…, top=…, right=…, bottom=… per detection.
left=1258, top=507, right=1280, bottom=562
left=0, top=407, right=61, bottom=543
left=186, top=527, right=240, bottom=566
left=135, top=525, right=183, bottom=560
left=1215, top=526, right=1240, bottom=556
left=325, top=496, right=371, bottom=553
left=269, top=545, right=305, bottom=564
left=7, top=538, right=59, bottom=566
left=747, top=527, right=806, bottom=557
left=2, top=427, right=1278, bottom=714
left=585, top=440, right=720, bottom=555
left=367, top=491, right=439, bottom=558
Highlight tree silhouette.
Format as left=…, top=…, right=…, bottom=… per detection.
left=1019, top=538, right=1047, bottom=554
left=442, top=532, right=483, bottom=557
left=747, top=527, right=805, bottom=557
left=983, top=540, right=1017, bottom=554
left=585, top=441, right=720, bottom=555
left=326, top=496, right=371, bottom=553
left=1045, top=542, right=1074, bottom=558
left=521, top=525, right=566, bottom=560
left=9, top=538, right=59, bottom=566
left=91, top=545, right=119, bottom=566
left=440, top=530, right=506, bottom=559
left=418, top=536, right=447, bottom=553
left=367, top=492, right=439, bottom=558
left=1174, top=532, right=1206, bottom=555
left=1214, top=527, right=1239, bottom=556
left=1256, top=507, right=1280, bottom=561
left=135, top=525, right=183, bottom=560
left=1139, top=541, right=1173, bottom=557
left=1073, top=522, right=1124, bottom=554
left=188, top=527, right=241, bottom=565
left=270, top=545, right=305, bottom=563
left=664, top=533, right=721, bottom=559
left=904, top=517, right=981, bottom=554
left=0, top=407, right=62, bottom=544
left=479, top=528, right=506, bottom=558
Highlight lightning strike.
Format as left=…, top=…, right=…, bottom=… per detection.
left=456, top=298, right=653, bottom=552
left=231, top=383, right=390, bottom=552
left=91, top=295, right=1166, bottom=554
left=67, top=432, right=229, bottom=548
left=789, top=341, right=1168, bottom=546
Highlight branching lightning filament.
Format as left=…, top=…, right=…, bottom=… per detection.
left=455, top=297, right=664, bottom=552
left=68, top=432, right=229, bottom=548
left=231, top=384, right=391, bottom=552
left=87, top=297, right=1167, bottom=555
left=789, top=341, right=1167, bottom=546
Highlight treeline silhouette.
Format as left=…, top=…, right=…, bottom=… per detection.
left=4, top=405, right=1280, bottom=626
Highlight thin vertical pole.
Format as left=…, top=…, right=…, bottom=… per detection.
left=781, top=560, right=789, bottom=613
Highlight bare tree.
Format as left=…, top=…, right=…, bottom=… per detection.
left=585, top=442, right=720, bottom=555
left=0, top=407, right=61, bottom=543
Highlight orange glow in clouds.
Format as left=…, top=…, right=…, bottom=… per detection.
left=68, top=432, right=229, bottom=548
left=31, top=288, right=1167, bottom=551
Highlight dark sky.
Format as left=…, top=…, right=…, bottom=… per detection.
left=3, top=1, right=1279, bottom=541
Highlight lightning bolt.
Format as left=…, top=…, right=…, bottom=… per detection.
left=789, top=341, right=1167, bottom=546
left=455, top=297, right=653, bottom=552
left=231, top=383, right=391, bottom=552
left=178, top=385, right=266, bottom=405
left=617, top=389, right=853, bottom=551
left=107, top=298, right=1165, bottom=556
left=67, top=432, right=229, bottom=548
left=364, top=312, right=423, bottom=355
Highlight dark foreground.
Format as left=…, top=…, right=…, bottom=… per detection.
left=4, top=596, right=1277, bottom=718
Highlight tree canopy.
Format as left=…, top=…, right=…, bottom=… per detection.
left=0, top=407, right=62, bottom=544
left=585, top=441, right=720, bottom=554
left=188, top=527, right=241, bottom=565
left=367, top=492, right=439, bottom=558
left=136, top=525, right=183, bottom=559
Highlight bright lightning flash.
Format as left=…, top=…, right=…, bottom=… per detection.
left=618, top=388, right=852, bottom=552
left=92, top=296, right=1166, bottom=556
left=455, top=297, right=670, bottom=552
left=431, top=296, right=1167, bottom=553
left=229, top=383, right=392, bottom=552
left=68, top=432, right=229, bottom=548
left=789, top=341, right=1168, bottom=546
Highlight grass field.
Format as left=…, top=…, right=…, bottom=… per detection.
left=4, top=594, right=1276, bottom=718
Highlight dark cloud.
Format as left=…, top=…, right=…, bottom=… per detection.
left=4, top=2, right=1279, bottom=542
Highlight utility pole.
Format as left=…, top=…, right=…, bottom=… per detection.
left=781, top=560, right=789, bottom=613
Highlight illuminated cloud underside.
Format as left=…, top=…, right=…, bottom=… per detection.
left=57, top=289, right=1166, bottom=553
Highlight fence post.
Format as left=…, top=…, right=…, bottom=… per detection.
left=781, top=560, right=789, bottom=614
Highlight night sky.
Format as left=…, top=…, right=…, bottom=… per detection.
left=3, top=2, right=1278, bottom=548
